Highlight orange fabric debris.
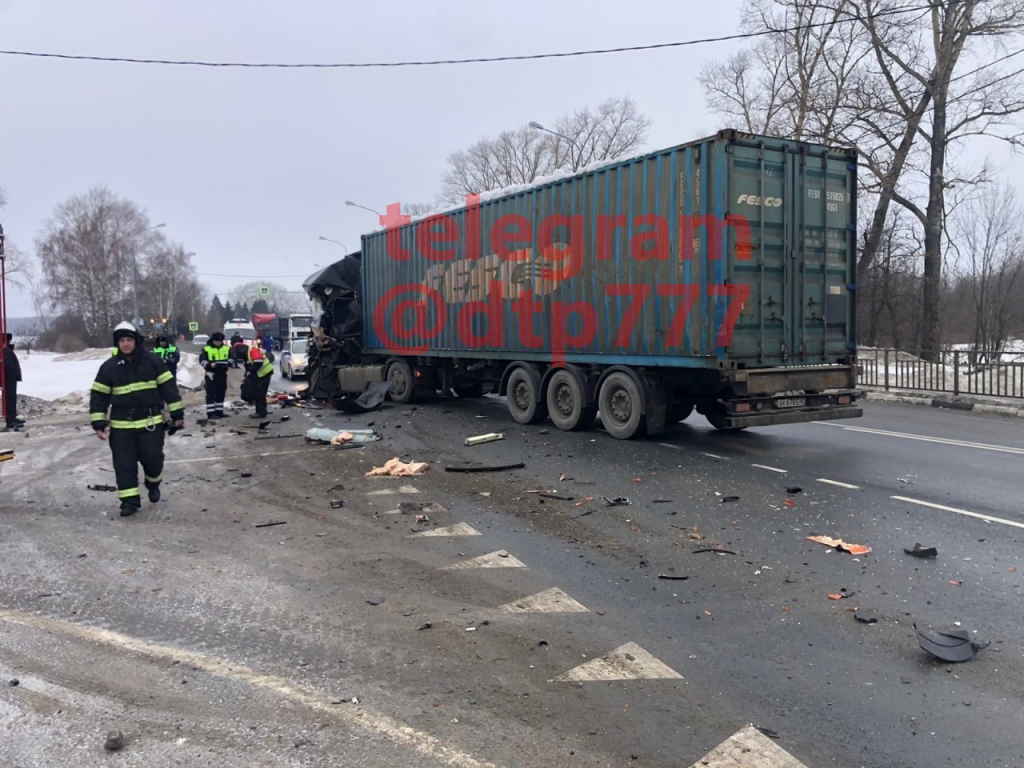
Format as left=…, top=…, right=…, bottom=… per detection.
left=828, top=593, right=844, bottom=600
left=807, top=535, right=871, bottom=555
left=365, top=457, right=429, bottom=477
left=330, top=431, right=354, bottom=445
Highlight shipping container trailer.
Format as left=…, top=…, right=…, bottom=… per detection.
left=304, top=130, right=863, bottom=438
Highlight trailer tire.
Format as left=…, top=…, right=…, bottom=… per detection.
left=546, top=369, right=596, bottom=432
left=705, top=406, right=746, bottom=432
left=598, top=371, right=645, bottom=440
left=506, top=367, right=547, bottom=425
left=386, top=359, right=415, bottom=404
left=670, top=400, right=695, bottom=423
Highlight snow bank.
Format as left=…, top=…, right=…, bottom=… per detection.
left=15, top=348, right=204, bottom=403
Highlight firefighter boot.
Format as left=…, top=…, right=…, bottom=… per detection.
left=120, top=500, right=141, bottom=518
left=146, top=483, right=161, bottom=503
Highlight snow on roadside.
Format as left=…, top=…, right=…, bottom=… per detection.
left=15, top=348, right=205, bottom=410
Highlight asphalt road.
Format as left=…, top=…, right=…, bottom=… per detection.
left=1, top=393, right=1021, bottom=767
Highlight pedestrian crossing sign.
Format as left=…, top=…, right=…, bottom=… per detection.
left=188, top=322, right=199, bottom=331
left=259, top=286, right=270, bottom=297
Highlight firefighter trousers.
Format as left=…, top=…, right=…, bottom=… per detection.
left=205, top=372, right=227, bottom=417
left=109, top=427, right=165, bottom=506
left=253, top=374, right=272, bottom=417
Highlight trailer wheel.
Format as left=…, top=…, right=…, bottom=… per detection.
left=669, top=400, right=695, bottom=423
left=546, top=369, right=596, bottom=431
left=386, top=359, right=415, bottom=404
left=506, top=367, right=547, bottom=425
left=705, top=406, right=746, bottom=432
left=598, top=371, right=645, bottom=439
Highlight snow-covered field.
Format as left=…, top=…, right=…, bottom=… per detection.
left=14, top=348, right=205, bottom=405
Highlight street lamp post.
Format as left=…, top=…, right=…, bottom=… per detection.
left=345, top=200, right=383, bottom=218
left=131, top=223, right=165, bottom=329
left=529, top=121, right=583, bottom=169
left=318, top=235, right=351, bottom=253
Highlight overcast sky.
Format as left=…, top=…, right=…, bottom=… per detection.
left=1, top=0, right=1020, bottom=318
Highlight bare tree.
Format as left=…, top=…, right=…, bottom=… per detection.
left=137, top=243, right=201, bottom=328
left=858, top=207, right=924, bottom=348
left=949, top=181, right=1024, bottom=361
left=227, top=281, right=310, bottom=316
left=0, top=188, right=33, bottom=291
left=35, top=186, right=164, bottom=345
left=440, top=97, right=652, bottom=204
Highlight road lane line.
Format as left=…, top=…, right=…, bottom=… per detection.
left=166, top=447, right=330, bottom=464
left=407, top=523, right=481, bottom=538
left=550, top=642, right=682, bottom=682
left=891, top=496, right=1024, bottom=530
left=441, top=550, right=528, bottom=570
left=498, top=588, right=590, bottom=614
left=0, top=609, right=504, bottom=768
left=702, top=453, right=728, bottom=460
left=752, top=464, right=788, bottom=474
left=817, top=479, right=861, bottom=490
left=659, top=443, right=682, bottom=451
left=817, top=423, right=1024, bottom=455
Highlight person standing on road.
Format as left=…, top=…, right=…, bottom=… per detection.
left=153, top=334, right=181, bottom=379
left=2, top=333, right=24, bottom=430
left=199, top=332, right=231, bottom=419
left=90, top=322, right=184, bottom=517
left=244, top=341, right=275, bottom=418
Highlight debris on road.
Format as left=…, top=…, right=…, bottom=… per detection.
left=305, top=428, right=381, bottom=445
left=786, top=487, right=803, bottom=494
left=417, top=622, right=433, bottom=631
left=828, top=590, right=856, bottom=600
left=652, top=499, right=672, bottom=504
left=87, top=484, right=117, bottom=492
left=254, top=520, right=287, bottom=528
left=366, top=458, right=429, bottom=477
left=949, top=580, right=963, bottom=586
left=855, top=613, right=878, bottom=624
left=904, top=543, right=938, bottom=558
left=8, top=679, right=18, bottom=686
left=414, top=514, right=429, bottom=524
left=329, top=500, right=344, bottom=509
left=444, top=462, right=525, bottom=473
left=464, top=432, right=505, bottom=446
left=334, top=381, right=391, bottom=413
left=104, top=731, right=125, bottom=751
left=367, top=597, right=385, bottom=606
left=807, top=535, right=872, bottom=555
left=538, top=492, right=573, bottom=501
left=657, top=574, right=690, bottom=581
left=693, top=548, right=737, bottom=555
left=915, top=625, right=988, bottom=663
left=721, top=496, right=740, bottom=503
left=398, top=501, right=446, bottom=514
left=602, top=497, right=632, bottom=507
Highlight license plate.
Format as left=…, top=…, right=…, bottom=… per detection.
left=776, top=397, right=806, bottom=408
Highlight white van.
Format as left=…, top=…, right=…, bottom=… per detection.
left=222, top=319, right=257, bottom=342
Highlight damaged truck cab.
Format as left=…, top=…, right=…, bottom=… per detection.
left=303, top=130, right=862, bottom=438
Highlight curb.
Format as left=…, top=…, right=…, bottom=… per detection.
left=861, top=389, right=1024, bottom=418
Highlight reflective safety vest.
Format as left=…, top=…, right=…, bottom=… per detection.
left=247, top=345, right=274, bottom=378
left=203, top=344, right=230, bottom=363
left=155, top=344, right=178, bottom=359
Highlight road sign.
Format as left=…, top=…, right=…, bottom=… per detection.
left=258, top=286, right=271, bottom=297
left=188, top=322, right=199, bottom=331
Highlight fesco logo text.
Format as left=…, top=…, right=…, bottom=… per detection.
left=736, top=194, right=783, bottom=207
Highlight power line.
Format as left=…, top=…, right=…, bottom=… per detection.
left=195, top=271, right=310, bottom=278
left=0, top=2, right=946, bottom=70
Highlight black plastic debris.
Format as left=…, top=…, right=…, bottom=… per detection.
left=915, top=625, right=987, bottom=663
left=254, top=520, right=287, bottom=528
left=445, top=463, right=526, bottom=473
left=258, top=420, right=271, bottom=430
left=785, top=487, right=803, bottom=495
left=280, top=415, right=291, bottom=422
left=657, top=574, right=690, bottom=581
left=335, top=381, right=392, bottom=413
left=855, top=612, right=878, bottom=624
left=8, top=679, right=18, bottom=687
left=756, top=727, right=779, bottom=739
left=240, top=472, right=253, bottom=478
left=87, top=484, right=117, bottom=492
left=538, top=492, right=573, bottom=501
left=330, top=500, right=344, bottom=509
left=602, top=497, right=632, bottom=507
left=904, top=543, right=938, bottom=558
left=693, top=548, right=737, bottom=555
left=367, top=597, right=384, bottom=606
left=417, top=622, right=433, bottom=631
left=652, top=499, right=673, bottom=504
left=721, top=496, right=740, bottom=503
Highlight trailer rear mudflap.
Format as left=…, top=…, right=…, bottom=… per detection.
left=723, top=405, right=862, bottom=428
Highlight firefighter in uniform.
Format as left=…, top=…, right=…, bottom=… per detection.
left=244, top=341, right=275, bottom=418
left=154, top=334, right=181, bottom=378
left=199, top=332, right=231, bottom=418
left=90, top=322, right=184, bottom=517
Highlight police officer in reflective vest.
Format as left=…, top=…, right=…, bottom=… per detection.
left=154, top=334, right=181, bottom=378
left=90, top=322, right=185, bottom=517
left=199, top=332, right=231, bottom=418
left=245, top=342, right=275, bottom=418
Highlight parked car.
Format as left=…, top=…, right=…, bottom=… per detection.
left=193, top=334, right=210, bottom=346
left=279, top=339, right=309, bottom=379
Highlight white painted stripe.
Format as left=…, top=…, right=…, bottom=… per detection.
left=0, top=609, right=503, bottom=768
left=892, top=495, right=1024, bottom=530
left=659, top=443, right=682, bottom=451
left=702, top=452, right=727, bottom=460
left=551, top=642, right=682, bottom=682
left=166, top=447, right=330, bottom=464
left=817, top=478, right=861, bottom=489
left=498, top=587, right=590, bottom=614
left=442, top=550, right=528, bottom=570
left=752, top=464, right=788, bottom=474
left=818, top=422, right=1024, bottom=455
left=367, top=485, right=421, bottom=496
left=689, top=725, right=808, bottom=768
left=407, top=523, right=481, bottom=538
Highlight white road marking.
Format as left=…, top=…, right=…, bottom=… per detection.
left=752, top=464, right=788, bottom=474
left=441, top=550, right=528, bottom=570
left=498, top=587, right=590, bottom=614
left=0, top=609, right=504, bottom=768
left=166, top=447, right=330, bottom=464
left=407, top=523, right=481, bottom=538
left=659, top=443, right=683, bottom=451
left=891, top=495, right=1024, bottom=530
left=688, top=725, right=808, bottom=768
left=702, top=452, right=728, bottom=460
left=818, top=423, right=1024, bottom=455
left=817, top=478, right=861, bottom=490
left=550, top=642, right=682, bottom=682
left=367, top=485, right=421, bottom=496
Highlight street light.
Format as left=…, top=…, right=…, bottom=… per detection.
left=130, top=223, right=165, bottom=329
left=318, top=235, right=351, bottom=253
left=529, top=121, right=582, bottom=168
left=345, top=200, right=383, bottom=218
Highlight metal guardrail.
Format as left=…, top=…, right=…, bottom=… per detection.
left=857, top=348, right=1024, bottom=400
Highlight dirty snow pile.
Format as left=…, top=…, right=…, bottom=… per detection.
left=14, top=348, right=205, bottom=409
